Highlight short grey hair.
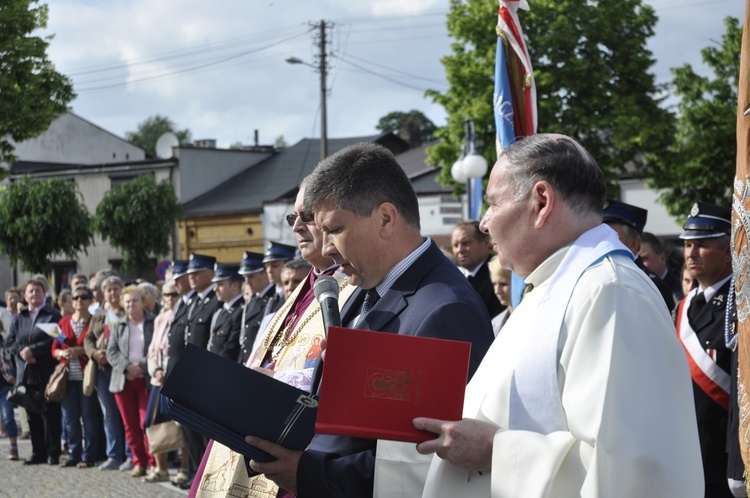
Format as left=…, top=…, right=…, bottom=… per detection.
left=502, top=134, right=606, bottom=217
left=137, top=282, right=159, bottom=300
left=101, top=275, right=124, bottom=291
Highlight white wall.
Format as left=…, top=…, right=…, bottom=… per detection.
left=620, top=179, right=683, bottom=237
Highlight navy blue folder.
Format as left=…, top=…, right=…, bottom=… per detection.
left=160, top=343, right=318, bottom=463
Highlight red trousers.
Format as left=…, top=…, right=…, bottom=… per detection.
left=114, top=377, right=154, bottom=468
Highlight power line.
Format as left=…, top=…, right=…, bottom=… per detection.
left=338, top=52, right=445, bottom=84
left=333, top=55, right=434, bottom=92
left=75, top=31, right=309, bottom=92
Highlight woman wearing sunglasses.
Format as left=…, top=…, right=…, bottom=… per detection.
left=52, top=285, right=99, bottom=468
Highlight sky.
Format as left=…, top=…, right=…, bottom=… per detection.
left=42, top=0, right=745, bottom=150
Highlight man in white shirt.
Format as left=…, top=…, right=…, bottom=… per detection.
left=416, top=133, right=703, bottom=498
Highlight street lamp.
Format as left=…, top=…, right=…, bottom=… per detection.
left=451, top=119, right=488, bottom=220
left=286, top=50, right=327, bottom=160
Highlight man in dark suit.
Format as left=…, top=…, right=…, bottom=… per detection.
left=451, top=220, right=503, bottom=318
left=237, top=251, right=275, bottom=365
left=675, top=202, right=738, bottom=497
left=207, top=263, right=244, bottom=360
left=640, top=231, right=684, bottom=302
left=602, top=199, right=675, bottom=311
left=185, top=253, right=221, bottom=349
left=262, top=241, right=296, bottom=317
left=165, top=260, right=193, bottom=376
left=180, top=253, right=222, bottom=489
left=6, top=278, right=63, bottom=465
left=244, top=142, right=495, bottom=497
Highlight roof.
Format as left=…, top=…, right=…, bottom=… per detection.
left=10, top=158, right=175, bottom=176
left=182, top=133, right=409, bottom=216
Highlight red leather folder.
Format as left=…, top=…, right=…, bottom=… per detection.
left=315, top=326, right=471, bottom=443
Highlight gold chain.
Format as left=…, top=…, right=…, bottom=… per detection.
left=263, top=281, right=349, bottom=356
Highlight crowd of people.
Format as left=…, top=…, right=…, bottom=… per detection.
left=0, top=135, right=743, bottom=497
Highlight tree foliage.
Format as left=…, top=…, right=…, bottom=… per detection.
left=124, top=115, right=191, bottom=157
left=275, top=135, right=288, bottom=150
left=0, top=0, right=76, bottom=165
left=376, top=110, right=437, bottom=147
left=0, top=178, right=92, bottom=274
left=646, top=16, right=741, bottom=218
left=93, top=175, right=182, bottom=274
left=427, top=0, right=674, bottom=192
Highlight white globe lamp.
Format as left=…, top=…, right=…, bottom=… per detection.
left=451, top=158, right=468, bottom=183
left=463, top=152, right=488, bottom=179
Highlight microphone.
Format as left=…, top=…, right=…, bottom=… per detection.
left=313, top=276, right=341, bottom=335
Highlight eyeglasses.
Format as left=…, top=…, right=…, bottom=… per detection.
left=72, top=295, right=91, bottom=301
left=285, top=211, right=315, bottom=227
left=163, top=292, right=179, bottom=298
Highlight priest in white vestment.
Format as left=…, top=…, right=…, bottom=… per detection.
left=416, top=134, right=703, bottom=498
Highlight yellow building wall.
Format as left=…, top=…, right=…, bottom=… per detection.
left=179, top=214, right=264, bottom=264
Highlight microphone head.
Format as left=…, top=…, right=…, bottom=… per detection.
left=313, top=276, right=339, bottom=303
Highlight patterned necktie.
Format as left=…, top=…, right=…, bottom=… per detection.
left=357, top=288, right=380, bottom=326
left=688, top=292, right=706, bottom=324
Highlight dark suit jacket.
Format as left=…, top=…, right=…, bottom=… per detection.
left=635, top=257, right=675, bottom=311
left=166, top=292, right=195, bottom=376
left=208, top=297, right=244, bottom=360
left=262, top=288, right=284, bottom=318
left=663, top=269, right=685, bottom=302
left=186, top=289, right=221, bottom=349
left=467, top=256, right=504, bottom=318
left=6, top=304, right=62, bottom=385
left=687, top=279, right=734, bottom=498
left=297, top=241, right=495, bottom=498
left=238, top=285, right=276, bottom=364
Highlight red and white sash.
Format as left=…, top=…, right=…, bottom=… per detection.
left=675, top=294, right=730, bottom=410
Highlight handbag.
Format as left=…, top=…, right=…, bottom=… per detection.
left=146, top=387, right=185, bottom=454
left=83, top=332, right=103, bottom=397
left=82, top=360, right=97, bottom=396
left=44, top=362, right=69, bottom=402
left=7, top=367, right=46, bottom=414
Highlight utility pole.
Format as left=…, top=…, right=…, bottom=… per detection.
left=318, top=20, right=328, bottom=161
left=286, top=20, right=331, bottom=161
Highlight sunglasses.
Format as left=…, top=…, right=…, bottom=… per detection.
left=163, top=292, right=179, bottom=298
left=285, top=211, right=315, bottom=227
left=72, top=295, right=91, bottom=301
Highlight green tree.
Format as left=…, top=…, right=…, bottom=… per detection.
left=275, top=135, right=288, bottom=150
left=0, top=178, right=92, bottom=274
left=124, top=115, right=191, bottom=157
left=94, top=175, right=182, bottom=275
left=0, top=0, right=76, bottom=166
left=427, top=0, right=674, bottom=192
left=646, top=16, right=741, bottom=218
left=376, top=110, right=437, bottom=147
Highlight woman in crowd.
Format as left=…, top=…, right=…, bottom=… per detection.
left=138, top=282, right=161, bottom=316
left=488, top=256, right=513, bottom=336
left=52, top=285, right=100, bottom=468
left=57, top=290, right=75, bottom=317
left=681, top=262, right=699, bottom=299
left=84, top=275, right=128, bottom=471
left=0, top=320, right=19, bottom=460
left=6, top=279, right=63, bottom=465
left=107, top=285, right=155, bottom=478
left=143, top=280, right=189, bottom=483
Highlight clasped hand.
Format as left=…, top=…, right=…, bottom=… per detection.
left=413, top=417, right=499, bottom=473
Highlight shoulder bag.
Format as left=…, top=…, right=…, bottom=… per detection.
left=145, top=386, right=185, bottom=454
left=45, top=362, right=69, bottom=402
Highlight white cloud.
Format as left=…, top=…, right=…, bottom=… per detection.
left=41, top=0, right=745, bottom=149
